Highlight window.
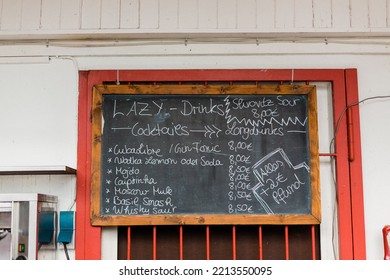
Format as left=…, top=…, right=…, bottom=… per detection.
left=76, top=69, right=365, bottom=260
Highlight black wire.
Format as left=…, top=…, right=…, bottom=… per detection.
left=329, top=94, right=390, bottom=183
left=330, top=94, right=390, bottom=154
left=328, top=94, right=390, bottom=259
left=63, top=243, right=70, bottom=260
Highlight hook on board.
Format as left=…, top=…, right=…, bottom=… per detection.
left=116, top=70, right=120, bottom=85
left=291, top=69, right=294, bottom=84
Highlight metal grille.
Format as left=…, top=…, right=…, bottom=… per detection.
left=118, top=225, right=320, bottom=260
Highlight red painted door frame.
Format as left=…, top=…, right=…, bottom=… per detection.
left=76, top=69, right=366, bottom=260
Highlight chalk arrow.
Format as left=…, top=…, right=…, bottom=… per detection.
left=190, top=125, right=222, bottom=138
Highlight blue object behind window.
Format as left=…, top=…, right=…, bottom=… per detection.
left=38, top=211, right=55, bottom=244
left=57, top=211, right=74, bottom=244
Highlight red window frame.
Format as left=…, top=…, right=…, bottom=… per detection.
left=76, top=69, right=366, bottom=260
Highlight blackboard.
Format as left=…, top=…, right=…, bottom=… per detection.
left=91, top=84, right=320, bottom=225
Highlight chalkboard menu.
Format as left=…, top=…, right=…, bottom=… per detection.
left=91, top=84, right=320, bottom=225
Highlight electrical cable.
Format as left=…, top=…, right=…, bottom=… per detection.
left=5, top=36, right=390, bottom=50
left=63, top=243, right=70, bottom=260
left=330, top=94, right=390, bottom=155
left=328, top=94, right=390, bottom=259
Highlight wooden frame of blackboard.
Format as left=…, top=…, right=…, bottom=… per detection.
left=91, top=84, right=320, bottom=226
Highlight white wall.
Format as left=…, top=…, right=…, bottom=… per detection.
left=0, top=59, right=78, bottom=167
left=1, top=0, right=390, bottom=260
left=0, top=59, right=78, bottom=260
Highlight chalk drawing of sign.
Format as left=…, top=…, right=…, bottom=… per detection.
left=251, top=148, right=310, bottom=214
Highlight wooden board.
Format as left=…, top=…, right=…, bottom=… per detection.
left=91, top=84, right=320, bottom=225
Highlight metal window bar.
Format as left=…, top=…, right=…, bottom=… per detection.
left=122, top=225, right=320, bottom=260
left=153, top=226, right=157, bottom=260
left=259, top=226, right=263, bottom=260
left=206, top=226, right=210, bottom=260
left=232, top=226, right=236, bottom=260
left=179, top=226, right=183, bottom=260
left=127, top=226, right=131, bottom=260
left=311, top=225, right=316, bottom=260
left=285, top=226, right=290, bottom=260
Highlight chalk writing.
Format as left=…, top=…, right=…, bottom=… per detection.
left=100, top=94, right=313, bottom=216
left=252, top=148, right=310, bottom=214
